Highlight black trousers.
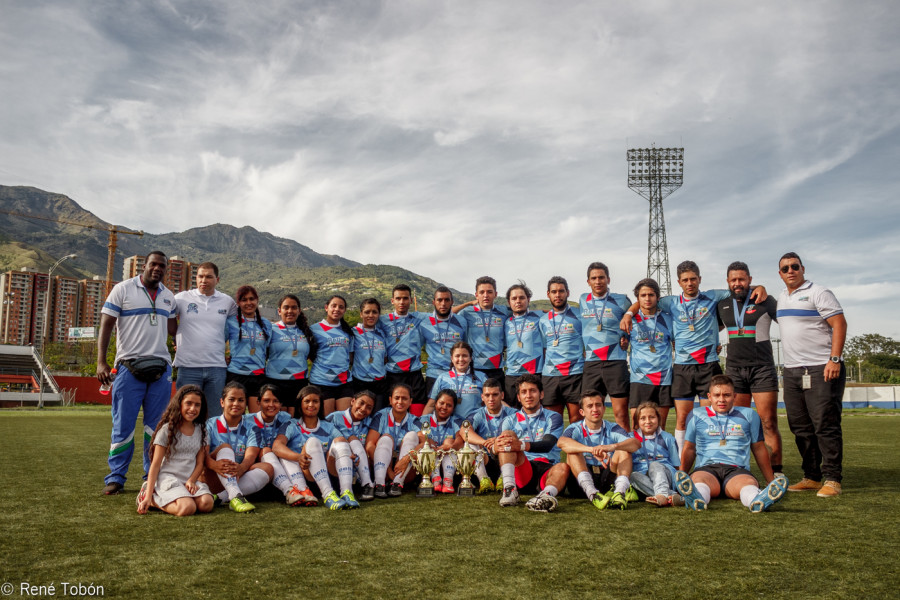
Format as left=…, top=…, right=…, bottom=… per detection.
left=783, top=363, right=845, bottom=483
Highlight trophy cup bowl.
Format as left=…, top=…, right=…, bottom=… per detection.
left=408, top=422, right=439, bottom=498
left=454, top=420, right=484, bottom=497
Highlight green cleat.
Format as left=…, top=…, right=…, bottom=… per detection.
left=495, top=477, right=505, bottom=493
left=340, top=490, right=360, bottom=509
left=229, top=494, right=255, bottom=513
left=478, top=477, right=495, bottom=495
left=608, top=491, right=628, bottom=510
left=324, top=490, right=344, bottom=510
left=589, top=491, right=610, bottom=510
left=625, top=485, right=639, bottom=503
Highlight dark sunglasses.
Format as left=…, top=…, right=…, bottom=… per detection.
left=780, top=263, right=802, bottom=273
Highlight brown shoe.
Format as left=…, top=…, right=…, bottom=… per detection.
left=817, top=480, right=842, bottom=497
left=787, top=478, right=822, bottom=492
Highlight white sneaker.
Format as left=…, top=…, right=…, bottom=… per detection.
left=526, top=492, right=558, bottom=513
left=499, top=486, right=520, bottom=507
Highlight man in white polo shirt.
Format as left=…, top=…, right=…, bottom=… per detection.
left=776, top=252, right=847, bottom=498
left=169, top=262, right=236, bottom=417
left=97, top=251, right=176, bottom=495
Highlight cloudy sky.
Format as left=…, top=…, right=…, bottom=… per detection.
left=3, top=1, right=899, bottom=340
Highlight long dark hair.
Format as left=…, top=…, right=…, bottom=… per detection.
left=235, top=285, right=269, bottom=342
left=149, top=385, right=208, bottom=462
left=450, top=340, right=476, bottom=378
left=280, top=294, right=317, bottom=362
left=325, top=294, right=353, bottom=337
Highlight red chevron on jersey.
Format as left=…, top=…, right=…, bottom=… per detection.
left=523, top=358, right=538, bottom=374
left=254, top=415, right=266, bottom=428
left=337, top=371, right=349, bottom=384
left=705, top=407, right=716, bottom=418
left=634, top=430, right=645, bottom=442
left=388, top=415, right=396, bottom=427
left=276, top=322, right=286, bottom=330
left=301, top=426, right=310, bottom=434
left=429, top=316, right=438, bottom=325
left=647, top=371, right=663, bottom=386
left=355, top=325, right=364, bottom=334
left=690, top=348, right=709, bottom=363
left=292, top=370, right=306, bottom=380
left=488, top=354, right=502, bottom=368
left=517, top=412, right=527, bottom=422
left=429, top=415, right=438, bottom=428
left=555, top=361, right=572, bottom=376
left=319, top=323, right=334, bottom=332
left=591, top=346, right=612, bottom=360
left=252, top=368, right=265, bottom=376
left=343, top=414, right=352, bottom=428
left=396, top=358, right=413, bottom=372
left=216, top=417, right=228, bottom=434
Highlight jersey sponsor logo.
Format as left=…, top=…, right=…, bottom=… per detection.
left=163, top=298, right=172, bottom=306
left=187, top=303, right=199, bottom=314
left=678, top=306, right=709, bottom=322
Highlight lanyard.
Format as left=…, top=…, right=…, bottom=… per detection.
left=638, top=312, right=659, bottom=346
left=550, top=309, right=567, bottom=343
left=478, top=307, right=496, bottom=337
left=363, top=327, right=377, bottom=362
left=717, top=412, right=730, bottom=443
left=453, top=370, right=468, bottom=397
left=244, top=318, right=259, bottom=352
left=218, top=416, right=241, bottom=452
left=512, top=315, right=528, bottom=347
left=392, top=313, right=408, bottom=340
left=280, top=322, right=300, bottom=354
left=680, top=294, right=698, bottom=328
left=433, top=312, right=451, bottom=342
left=732, top=297, right=751, bottom=331
left=642, top=430, right=660, bottom=460
left=140, top=285, right=158, bottom=315
left=590, top=294, right=608, bottom=329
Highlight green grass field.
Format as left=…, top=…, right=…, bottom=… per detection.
left=1, top=409, right=898, bottom=599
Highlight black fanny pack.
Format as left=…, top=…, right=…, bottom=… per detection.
left=120, top=357, right=169, bottom=383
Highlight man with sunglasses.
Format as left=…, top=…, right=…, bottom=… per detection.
left=776, top=252, right=847, bottom=498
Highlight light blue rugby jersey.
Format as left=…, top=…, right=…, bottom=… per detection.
left=470, top=405, right=517, bottom=441
left=459, top=305, right=510, bottom=370
left=377, top=312, right=425, bottom=373
left=327, top=408, right=372, bottom=441
left=500, top=408, right=564, bottom=464
left=370, top=407, right=421, bottom=453
left=225, top=315, right=272, bottom=375
left=243, top=411, right=292, bottom=450
left=658, top=290, right=730, bottom=365
left=560, top=420, right=629, bottom=467
left=685, top=405, right=763, bottom=470
left=539, top=307, right=584, bottom=376
left=578, top=292, right=631, bottom=362
left=628, top=311, right=674, bottom=386
left=309, top=320, right=354, bottom=386
left=429, top=368, right=487, bottom=418
left=265, top=321, right=311, bottom=380
left=418, top=312, right=466, bottom=378
left=632, top=428, right=680, bottom=475
left=350, top=324, right=387, bottom=383
left=504, top=311, right=544, bottom=376
left=277, top=418, right=339, bottom=454
left=419, top=413, right=463, bottom=445
left=206, top=416, right=260, bottom=463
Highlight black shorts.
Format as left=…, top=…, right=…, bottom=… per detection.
left=352, top=377, right=390, bottom=412
left=581, top=360, right=630, bottom=398
left=693, top=463, right=756, bottom=491
left=629, top=382, right=673, bottom=408
left=672, top=362, right=723, bottom=399
left=564, top=466, right=617, bottom=497
left=514, top=458, right=554, bottom=494
left=725, top=364, right=779, bottom=394
left=483, top=455, right=502, bottom=481
left=264, top=377, right=308, bottom=409
left=542, top=374, right=582, bottom=407
left=503, top=375, right=524, bottom=409
left=385, top=371, right=427, bottom=405
left=225, top=372, right=266, bottom=398
left=316, top=382, right=355, bottom=401
left=476, top=368, right=506, bottom=383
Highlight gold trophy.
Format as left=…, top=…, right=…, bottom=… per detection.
left=452, top=420, right=486, bottom=497
left=408, top=422, right=441, bottom=498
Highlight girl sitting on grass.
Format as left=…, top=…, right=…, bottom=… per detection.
left=137, top=385, right=214, bottom=517
left=630, top=401, right=682, bottom=507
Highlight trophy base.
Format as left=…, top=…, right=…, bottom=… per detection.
left=456, top=485, right=475, bottom=498
left=416, top=487, right=436, bottom=499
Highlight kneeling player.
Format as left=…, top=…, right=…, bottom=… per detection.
left=676, top=375, right=788, bottom=512
left=364, top=383, right=423, bottom=498
left=327, top=390, right=377, bottom=500
left=494, top=374, right=565, bottom=509
left=550, top=391, right=639, bottom=511
left=464, top=378, right=516, bottom=494
left=273, top=386, right=359, bottom=510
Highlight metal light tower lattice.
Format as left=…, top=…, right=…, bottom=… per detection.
left=627, top=147, right=684, bottom=297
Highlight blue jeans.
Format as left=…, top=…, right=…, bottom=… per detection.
left=631, top=461, right=676, bottom=497
left=176, top=366, right=227, bottom=417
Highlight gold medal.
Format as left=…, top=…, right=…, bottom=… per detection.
left=649, top=345, right=656, bottom=353
left=368, top=356, right=374, bottom=364
left=292, top=349, right=298, bottom=356
left=250, top=348, right=256, bottom=356
left=517, top=341, right=523, bottom=348
left=688, top=324, right=695, bottom=331
left=485, top=336, right=490, bottom=343
left=395, top=336, right=401, bottom=343
left=596, top=324, right=602, bottom=332
left=553, top=340, right=559, bottom=347
left=441, top=347, right=445, bottom=355
left=738, top=328, right=745, bottom=336
left=719, top=439, right=727, bottom=446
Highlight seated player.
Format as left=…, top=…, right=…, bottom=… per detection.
left=272, top=385, right=359, bottom=510
left=327, top=390, right=377, bottom=501
left=494, top=374, right=565, bottom=509
left=676, top=374, right=789, bottom=512
left=463, top=378, right=516, bottom=493
left=245, top=384, right=305, bottom=506
left=426, top=341, right=486, bottom=418
left=534, top=390, right=639, bottom=512
left=421, top=389, right=463, bottom=493
left=203, top=382, right=272, bottom=513
left=631, top=401, right=682, bottom=507
left=364, top=383, right=423, bottom=498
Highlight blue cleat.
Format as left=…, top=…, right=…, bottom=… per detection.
left=750, top=474, right=789, bottom=513
left=340, top=490, right=360, bottom=510
left=324, top=490, right=344, bottom=511
left=675, top=470, right=707, bottom=511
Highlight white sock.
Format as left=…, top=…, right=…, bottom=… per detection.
left=332, top=441, right=354, bottom=494
left=501, top=463, right=517, bottom=489
left=577, top=471, right=598, bottom=497
left=215, top=448, right=243, bottom=499
left=349, top=439, right=373, bottom=486
left=262, top=453, right=293, bottom=495
left=441, top=454, right=456, bottom=481
left=474, top=446, right=489, bottom=480
left=675, top=429, right=686, bottom=454
left=238, top=468, right=270, bottom=496
left=614, top=475, right=630, bottom=495
left=373, top=436, right=394, bottom=485
left=695, top=482, right=712, bottom=504
left=543, top=484, right=559, bottom=497
left=393, top=432, right=418, bottom=485
left=306, top=439, right=333, bottom=497
left=740, top=485, right=761, bottom=508
left=280, top=458, right=309, bottom=491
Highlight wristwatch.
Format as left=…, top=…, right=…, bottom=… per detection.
left=830, top=356, right=842, bottom=363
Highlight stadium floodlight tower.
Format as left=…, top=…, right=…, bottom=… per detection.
left=627, top=146, right=684, bottom=297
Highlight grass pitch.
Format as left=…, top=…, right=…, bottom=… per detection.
left=1, top=409, right=898, bottom=599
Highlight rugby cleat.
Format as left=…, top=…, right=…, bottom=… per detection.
left=442, top=478, right=455, bottom=494
left=478, top=477, right=495, bottom=495
left=499, top=486, right=520, bottom=507
left=495, top=477, right=505, bottom=493
left=625, top=485, right=639, bottom=503
left=340, top=490, right=360, bottom=509
left=102, top=482, right=124, bottom=496
left=285, top=485, right=304, bottom=506
left=374, top=484, right=388, bottom=499
left=431, top=476, right=444, bottom=494
left=388, top=482, right=404, bottom=497
left=359, top=484, right=376, bottom=502
left=675, top=470, right=707, bottom=511
left=324, top=490, right=344, bottom=510
left=525, top=492, right=558, bottom=513
left=750, top=474, right=789, bottom=513
left=608, top=491, right=628, bottom=510
left=590, top=491, right=610, bottom=510
left=229, top=494, right=256, bottom=513
left=297, top=487, right=318, bottom=507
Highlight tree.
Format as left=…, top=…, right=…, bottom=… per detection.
left=844, top=334, right=900, bottom=363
